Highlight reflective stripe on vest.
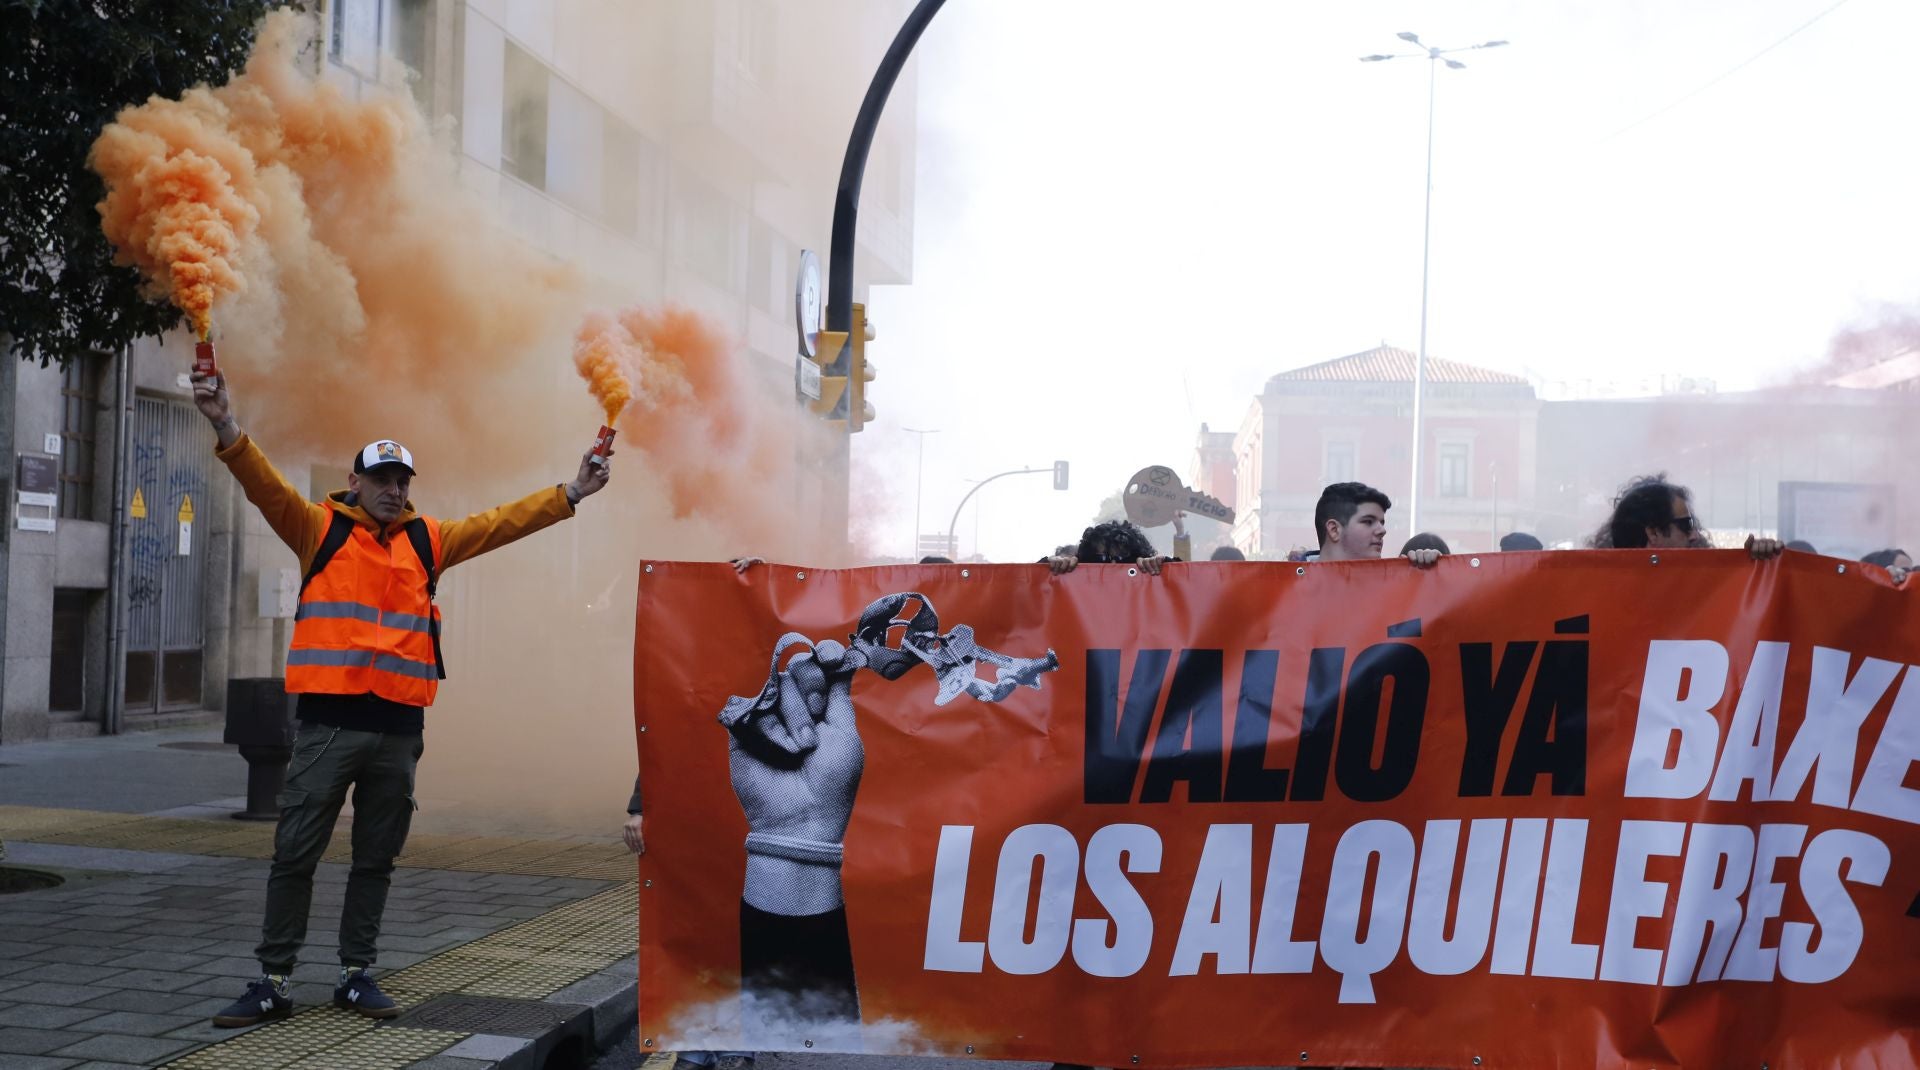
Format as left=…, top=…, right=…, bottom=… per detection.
left=286, top=507, right=443, bottom=707
left=295, top=601, right=436, bottom=634
left=286, top=648, right=441, bottom=680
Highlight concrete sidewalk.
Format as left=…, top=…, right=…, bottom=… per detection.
left=0, top=726, right=640, bottom=1069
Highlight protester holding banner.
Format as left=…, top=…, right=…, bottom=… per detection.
left=190, top=370, right=613, bottom=1027
left=1590, top=473, right=1783, bottom=558
left=1046, top=518, right=1177, bottom=575
left=628, top=779, right=758, bottom=1069
left=1862, top=547, right=1911, bottom=585
left=1315, top=482, right=1440, bottom=567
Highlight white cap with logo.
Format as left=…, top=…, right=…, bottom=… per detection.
left=354, top=440, right=416, bottom=475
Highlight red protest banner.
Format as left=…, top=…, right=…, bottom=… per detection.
left=633, top=551, right=1920, bottom=1069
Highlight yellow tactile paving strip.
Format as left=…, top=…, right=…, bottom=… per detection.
left=0, top=806, right=638, bottom=879
left=0, top=806, right=648, bottom=1068
left=163, top=884, right=638, bottom=1068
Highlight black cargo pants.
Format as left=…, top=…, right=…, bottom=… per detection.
left=255, top=724, right=421, bottom=973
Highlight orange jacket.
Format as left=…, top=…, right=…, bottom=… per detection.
left=216, top=434, right=575, bottom=706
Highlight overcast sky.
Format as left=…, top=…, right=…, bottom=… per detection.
left=860, top=0, right=1920, bottom=562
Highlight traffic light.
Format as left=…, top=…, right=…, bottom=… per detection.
left=808, top=329, right=849, bottom=420
left=848, top=302, right=877, bottom=432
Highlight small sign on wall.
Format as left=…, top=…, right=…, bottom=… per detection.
left=14, top=454, right=56, bottom=533
left=43, top=434, right=62, bottom=456
left=17, top=455, right=56, bottom=494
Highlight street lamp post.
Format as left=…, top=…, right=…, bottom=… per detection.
left=946, top=465, right=1067, bottom=560
left=904, top=426, right=939, bottom=557
left=1361, top=32, right=1506, bottom=535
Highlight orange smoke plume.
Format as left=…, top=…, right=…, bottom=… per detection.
left=570, top=305, right=829, bottom=549
left=574, top=314, right=636, bottom=425
left=83, top=10, right=576, bottom=463
left=91, top=98, right=261, bottom=339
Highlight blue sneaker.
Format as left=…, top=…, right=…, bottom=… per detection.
left=211, top=976, right=292, bottom=1027
left=332, top=968, right=401, bottom=1019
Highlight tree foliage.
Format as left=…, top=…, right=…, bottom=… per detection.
left=0, top=1, right=293, bottom=366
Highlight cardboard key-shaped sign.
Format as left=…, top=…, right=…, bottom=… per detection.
left=1122, top=465, right=1235, bottom=528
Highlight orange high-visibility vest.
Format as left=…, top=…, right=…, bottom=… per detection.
left=286, top=506, right=444, bottom=707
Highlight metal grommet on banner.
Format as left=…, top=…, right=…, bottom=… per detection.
left=1473, top=1058, right=1483, bottom=1066
left=642, top=1038, right=652, bottom=1048
left=796, top=571, right=807, bottom=580
left=1470, top=557, right=1481, bottom=567
left=961, top=568, right=970, bottom=578
left=1127, top=567, right=1139, bottom=577
left=1132, top=1058, right=1141, bottom=1065
left=642, top=879, right=651, bottom=887
left=964, top=1045, right=974, bottom=1055
left=638, top=725, right=647, bottom=733
left=1299, top=1052, right=1309, bottom=1063
left=804, top=1039, right=814, bottom=1049
left=1295, top=566, right=1306, bottom=576
left=1837, top=564, right=1847, bottom=574
left=644, top=563, right=653, bottom=574
left=1650, top=554, right=1660, bottom=565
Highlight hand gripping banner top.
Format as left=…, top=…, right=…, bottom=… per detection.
left=631, top=551, right=1920, bottom=1070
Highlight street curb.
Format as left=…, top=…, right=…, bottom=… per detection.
left=546, top=953, right=639, bottom=1054
left=409, top=955, right=636, bottom=1069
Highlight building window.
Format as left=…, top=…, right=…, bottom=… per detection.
left=59, top=355, right=99, bottom=520
left=331, top=0, right=381, bottom=74
left=391, top=0, right=430, bottom=73
left=501, top=41, right=549, bottom=189
left=1323, top=441, right=1355, bottom=485
left=1438, top=441, right=1471, bottom=498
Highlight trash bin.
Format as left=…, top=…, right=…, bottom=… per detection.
left=224, top=678, right=296, bottom=821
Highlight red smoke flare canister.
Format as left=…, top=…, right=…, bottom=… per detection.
left=194, top=341, right=219, bottom=378
left=590, top=425, right=616, bottom=466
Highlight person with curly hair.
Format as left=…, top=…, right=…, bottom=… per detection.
left=1589, top=474, right=1781, bottom=559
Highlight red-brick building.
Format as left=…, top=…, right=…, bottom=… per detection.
left=1226, top=345, right=1540, bottom=556
left=1209, top=343, right=1919, bottom=559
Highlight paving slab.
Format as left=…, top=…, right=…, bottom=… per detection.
left=2, top=729, right=645, bottom=1069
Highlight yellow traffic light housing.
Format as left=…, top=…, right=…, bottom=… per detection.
left=849, top=303, right=877, bottom=432
left=808, top=329, right=849, bottom=419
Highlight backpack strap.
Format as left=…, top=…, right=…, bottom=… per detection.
left=402, top=518, right=447, bottom=680
left=402, top=518, right=439, bottom=599
left=300, top=511, right=357, bottom=594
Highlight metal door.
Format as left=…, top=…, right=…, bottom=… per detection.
left=125, top=396, right=213, bottom=712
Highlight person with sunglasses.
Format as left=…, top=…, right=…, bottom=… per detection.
left=1590, top=474, right=1781, bottom=558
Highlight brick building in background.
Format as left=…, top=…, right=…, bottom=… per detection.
left=1226, top=345, right=1539, bottom=556
left=1210, top=343, right=1918, bottom=559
